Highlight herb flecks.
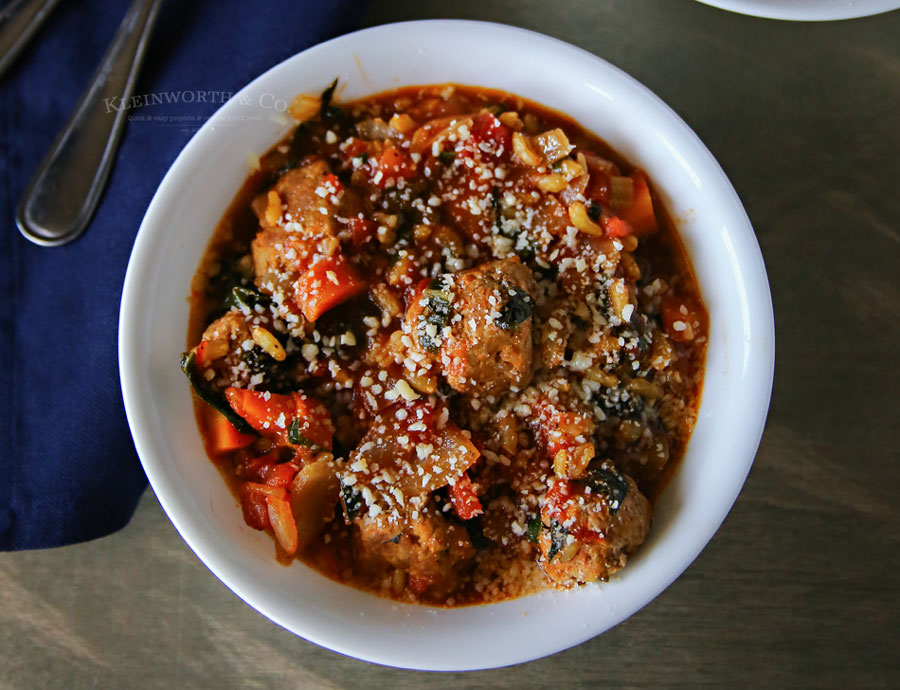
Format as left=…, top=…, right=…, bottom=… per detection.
left=585, top=466, right=629, bottom=514
left=496, top=285, right=535, bottom=330
left=340, top=481, right=362, bottom=521
left=526, top=516, right=542, bottom=543
left=547, top=520, right=568, bottom=562
left=418, top=279, right=452, bottom=353
left=288, top=418, right=319, bottom=449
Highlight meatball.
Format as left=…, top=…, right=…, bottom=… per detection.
left=408, top=258, right=537, bottom=395
left=192, top=310, right=256, bottom=390
left=537, top=467, right=651, bottom=586
left=353, top=506, right=475, bottom=599
left=250, top=158, right=363, bottom=309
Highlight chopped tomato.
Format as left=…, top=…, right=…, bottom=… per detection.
left=224, top=388, right=335, bottom=450
left=374, top=146, right=417, bottom=183
left=604, top=216, right=634, bottom=239
left=237, top=454, right=277, bottom=482
left=341, top=137, right=368, bottom=159
left=449, top=472, right=483, bottom=520
left=194, top=340, right=211, bottom=368
left=472, top=113, right=512, bottom=156
left=661, top=295, right=702, bottom=342
left=321, top=173, right=344, bottom=195
left=470, top=113, right=511, bottom=155
left=266, top=462, right=300, bottom=488
left=205, top=408, right=256, bottom=454
left=408, top=573, right=430, bottom=596
left=618, top=170, right=657, bottom=236
left=239, top=482, right=271, bottom=530
left=346, top=217, right=378, bottom=247
left=542, top=479, right=605, bottom=544
left=294, top=253, right=367, bottom=322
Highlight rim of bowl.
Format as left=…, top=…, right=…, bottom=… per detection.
left=695, top=0, right=900, bottom=21
left=120, top=19, right=775, bottom=670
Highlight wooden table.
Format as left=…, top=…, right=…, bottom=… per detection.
left=2, top=1, right=898, bottom=687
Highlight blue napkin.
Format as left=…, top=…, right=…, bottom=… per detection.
left=0, top=0, right=364, bottom=549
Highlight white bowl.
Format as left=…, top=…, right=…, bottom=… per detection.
left=696, top=0, right=900, bottom=21
left=119, top=20, right=774, bottom=671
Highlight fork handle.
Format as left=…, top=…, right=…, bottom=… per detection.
left=0, top=0, right=62, bottom=80
left=16, top=0, right=164, bottom=246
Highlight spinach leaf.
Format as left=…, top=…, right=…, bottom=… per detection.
left=526, top=515, right=542, bottom=543
left=417, top=280, right=452, bottom=353
left=320, top=77, right=339, bottom=117
left=287, top=419, right=319, bottom=449
left=462, top=517, right=492, bottom=551
left=496, top=285, right=535, bottom=330
left=439, top=151, right=456, bottom=163
left=241, top=347, right=274, bottom=374
left=225, top=285, right=271, bottom=311
left=180, top=351, right=255, bottom=434
left=585, top=466, right=629, bottom=514
left=547, top=520, right=568, bottom=562
left=340, top=480, right=363, bottom=521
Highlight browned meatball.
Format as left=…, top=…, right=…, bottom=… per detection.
left=537, top=467, right=651, bottom=586
left=250, top=158, right=363, bottom=307
left=408, top=258, right=537, bottom=395
left=353, top=506, right=475, bottom=599
left=192, top=310, right=256, bottom=391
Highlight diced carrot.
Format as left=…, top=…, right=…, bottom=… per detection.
left=290, top=395, right=335, bottom=450
left=266, top=495, right=299, bottom=555
left=604, top=216, right=634, bottom=239
left=225, top=388, right=294, bottom=432
left=618, top=170, right=657, bottom=236
left=294, top=253, right=366, bottom=322
left=449, top=472, right=483, bottom=520
left=206, top=408, right=256, bottom=454
left=224, top=388, right=335, bottom=450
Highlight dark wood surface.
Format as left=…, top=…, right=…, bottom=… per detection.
left=2, top=1, right=898, bottom=687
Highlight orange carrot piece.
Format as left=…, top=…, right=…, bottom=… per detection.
left=294, top=253, right=366, bottom=322
left=618, top=170, right=657, bottom=236
left=206, top=408, right=256, bottom=454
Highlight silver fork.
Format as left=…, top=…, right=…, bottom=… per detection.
left=0, top=0, right=62, bottom=81
left=16, top=0, right=164, bottom=246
